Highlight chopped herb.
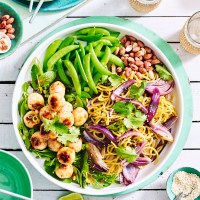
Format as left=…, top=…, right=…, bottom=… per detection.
left=113, top=101, right=135, bottom=116
left=155, top=65, right=173, bottom=81
left=108, top=74, right=123, bottom=87
left=116, top=146, right=138, bottom=162
left=107, top=120, right=127, bottom=134
left=129, top=81, right=146, bottom=99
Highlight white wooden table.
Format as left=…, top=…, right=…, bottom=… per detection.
left=1, top=0, right=200, bottom=199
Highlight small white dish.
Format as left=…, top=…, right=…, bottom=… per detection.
left=0, top=33, right=11, bottom=54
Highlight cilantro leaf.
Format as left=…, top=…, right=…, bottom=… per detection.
left=108, top=74, right=123, bottom=87
left=129, top=81, right=146, bottom=99
left=43, top=116, right=68, bottom=135
left=124, top=111, right=146, bottom=129
left=57, top=126, right=80, bottom=145
left=113, top=102, right=135, bottom=116
left=116, top=146, right=138, bottom=162
left=107, top=120, right=127, bottom=134
left=155, top=65, right=173, bottom=81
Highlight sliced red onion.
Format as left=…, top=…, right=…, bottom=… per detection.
left=121, top=98, right=148, bottom=114
left=83, top=130, right=109, bottom=147
left=87, top=125, right=117, bottom=144
left=149, top=122, right=174, bottom=142
left=135, top=141, right=147, bottom=155
left=117, top=131, right=144, bottom=142
left=133, top=157, right=151, bottom=167
left=146, top=79, right=174, bottom=96
left=90, top=163, right=108, bottom=172
left=163, top=116, right=178, bottom=130
left=147, top=88, right=160, bottom=123
left=111, top=79, right=136, bottom=101
left=120, top=164, right=139, bottom=186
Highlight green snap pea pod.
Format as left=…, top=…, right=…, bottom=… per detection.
left=75, top=27, right=110, bottom=36
left=43, top=39, right=62, bottom=72
left=109, top=54, right=124, bottom=68
left=65, top=53, right=71, bottom=60
left=102, top=75, right=108, bottom=84
left=103, top=36, right=120, bottom=44
left=74, top=57, right=79, bottom=73
left=79, top=42, right=85, bottom=60
left=77, top=35, right=102, bottom=42
left=47, top=45, right=79, bottom=71
left=89, top=44, right=112, bottom=75
left=101, top=46, right=111, bottom=67
left=110, top=46, right=117, bottom=53
left=56, top=60, right=72, bottom=86
left=94, top=43, right=104, bottom=57
left=110, top=31, right=120, bottom=38
left=75, top=96, right=83, bottom=107
left=75, top=51, right=88, bottom=82
left=64, top=60, right=81, bottom=96
left=92, top=39, right=112, bottom=47
left=93, top=73, right=102, bottom=85
left=58, top=36, right=76, bottom=50
left=83, top=53, right=98, bottom=94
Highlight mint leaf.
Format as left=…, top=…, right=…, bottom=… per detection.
left=155, top=65, right=173, bottom=81
left=124, top=111, right=146, bottom=129
left=116, top=146, right=138, bottom=162
left=113, top=102, right=135, bottom=116
left=107, top=120, right=127, bottom=134
left=108, top=74, right=123, bottom=87
left=129, top=81, right=146, bottom=99
left=43, top=116, right=68, bottom=135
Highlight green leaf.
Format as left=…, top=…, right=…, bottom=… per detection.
left=108, top=74, right=123, bottom=87
left=107, top=120, right=127, bottom=134
left=113, top=102, right=135, bottom=116
left=116, top=146, right=138, bottom=162
left=43, top=116, right=69, bottom=135
left=38, top=71, right=56, bottom=87
left=129, top=81, right=147, bottom=99
left=124, top=111, right=146, bottom=129
left=155, top=65, right=173, bottom=81
left=31, top=149, right=56, bottom=159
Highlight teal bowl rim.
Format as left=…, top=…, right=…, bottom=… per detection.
left=0, top=149, right=33, bottom=198
left=0, top=1, right=23, bottom=60
left=13, top=16, right=193, bottom=196
left=166, top=167, right=200, bottom=200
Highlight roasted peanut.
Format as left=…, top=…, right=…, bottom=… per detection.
left=0, top=21, right=6, bottom=29
left=124, top=57, right=128, bottom=66
left=144, top=46, right=152, bottom=53
left=6, top=18, right=14, bottom=24
left=0, top=29, right=6, bottom=34
left=129, top=52, right=134, bottom=57
left=126, top=45, right=132, bottom=52
left=114, top=47, right=120, bottom=55
left=116, top=67, right=122, bottom=74
left=7, top=33, right=15, bottom=39
left=130, top=63, right=138, bottom=71
left=1, top=15, right=10, bottom=21
left=132, top=46, right=140, bottom=53
left=135, top=60, right=143, bottom=66
left=144, top=53, right=153, bottom=60
left=137, top=41, right=144, bottom=48
left=139, top=66, right=147, bottom=74
left=125, top=40, right=131, bottom=47
left=119, top=47, right=126, bottom=56
left=125, top=68, right=132, bottom=78
left=128, top=35, right=136, bottom=42
left=135, top=50, right=144, bottom=57
left=128, top=57, right=135, bottom=63
left=132, top=42, right=138, bottom=49
left=5, top=24, right=12, bottom=29
left=146, top=66, right=154, bottom=71
left=136, top=72, right=142, bottom=79
left=139, top=56, right=143, bottom=61
left=151, top=59, right=160, bottom=65
left=7, top=28, right=15, bottom=34
left=144, top=61, right=151, bottom=69
left=120, top=36, right=127, bottom=44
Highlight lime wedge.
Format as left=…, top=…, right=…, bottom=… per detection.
left=58, top=193, right=84, bottom=200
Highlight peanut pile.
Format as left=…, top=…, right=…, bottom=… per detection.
left=115, top=35, right=162, bottom=79
left=0, top=14, right=15, bottom=39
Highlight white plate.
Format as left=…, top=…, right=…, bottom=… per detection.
left=12, top=23, right=183, bottom=196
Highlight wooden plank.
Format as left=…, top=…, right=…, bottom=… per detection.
left=1, top=122, right=199, bottom=149
left=33, top=190, right=168, bottom=200
left=5, top=150, right=200, bottom=190
left=0, top=83, right=198, bottom=123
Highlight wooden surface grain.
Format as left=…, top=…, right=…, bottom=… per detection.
left=0, top=0, right=199, bottom=199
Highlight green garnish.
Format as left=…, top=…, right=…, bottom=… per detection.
left=108, top=74, right=123, bottom=87
left=129, top=81, right=146, bottom=99
left=113, top=102, right=135, bottom=116
left=155, top=65, right=173, bottom=81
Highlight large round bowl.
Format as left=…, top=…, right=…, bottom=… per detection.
left=12, top=17, right=193, bottom=196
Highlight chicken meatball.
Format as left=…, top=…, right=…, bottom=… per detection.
left=57, top=147, right=75, bottom=165
left=55, top=164, right=73, bottom=179
left=39, top=105, right=55, bottom=121
left=28, top=93, right=44, bottom=110
left=30, top=131, right=47, bottom=150
left=72, top=107, right=88, bottom=126
left=40, top=123, right=56, bottom=140
left=48, top=138, right=62, bottom=152
left=50, top=81, right=65, bottom=96
left=24, top=111, right=40, bottom=128
left=68, top=138, right=82, bottom=153
left=58, top=110, right=74, bottom=128
left=58, top=101, right=73, bottom=114
left=48, top=93, right=65, bottom=112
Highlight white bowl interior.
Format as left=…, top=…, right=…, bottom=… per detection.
left=12, top=23, right=183, bottom=196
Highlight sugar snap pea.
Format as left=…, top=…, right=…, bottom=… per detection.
left=43, top=39, right=62, bottom=72
left=109, top=54, right=124, bottom=68
left=75, top=51, right=88, bottom=82
left=83, top=53, right=98, bottom=94
left=79, top=42, right=85, bottom=60
left=89, top=44, right=112, bottom=75
left=58, top=36, right=76, bottom=50
left=47, top=45, right=79, bottom=71
left=94, top=43, right=104, bottom=57
left=56, top=59, right=72, bottom=86
left=75, top=27, right=110, bottom=36
left=101, top=46, right=111, bottom=67
left=77, top=35, right=102, bottom=42
left=103, top=36, right=120, bottom=44
left=64, top=60, right=81, bottom=96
